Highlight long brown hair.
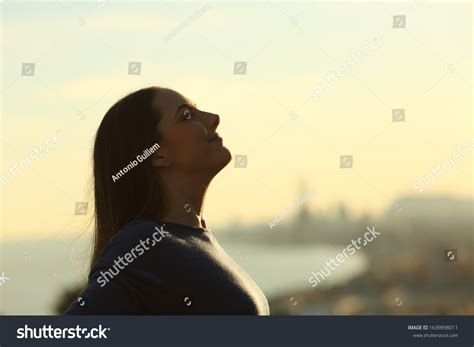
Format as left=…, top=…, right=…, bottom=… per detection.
left=90, top=86, right=167, bottom=273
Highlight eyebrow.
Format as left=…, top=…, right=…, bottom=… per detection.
left=175, top=102, right=197, bottom=118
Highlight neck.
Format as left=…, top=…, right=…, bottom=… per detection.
left=159, top=171, right=211, bottom=229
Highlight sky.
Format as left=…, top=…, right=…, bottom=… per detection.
left=0, top=0, right=472, bottom=241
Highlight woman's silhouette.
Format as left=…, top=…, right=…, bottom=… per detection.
left=63, top=86, right=269, bottom=315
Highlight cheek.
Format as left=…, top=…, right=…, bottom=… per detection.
left=169, top=127, right=209, bottom=165
left=181, top=140, right=223, bottom=168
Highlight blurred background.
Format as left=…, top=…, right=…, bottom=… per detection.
left=0, top=0, right=472, bottom=315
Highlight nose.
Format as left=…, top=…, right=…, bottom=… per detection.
left=207, top=112, right=220, bottom=132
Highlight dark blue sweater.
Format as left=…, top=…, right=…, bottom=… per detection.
left=63, top=219, right=270, bottom=315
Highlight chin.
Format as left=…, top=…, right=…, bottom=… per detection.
left=223, top=146, right=232, bottom=164
left=214, top=146, right=232, bottom=173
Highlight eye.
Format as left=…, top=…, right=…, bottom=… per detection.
left=183, top=109, right=193, bottom=120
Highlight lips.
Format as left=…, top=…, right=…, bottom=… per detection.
left=208, top=134, right=221, bottom=142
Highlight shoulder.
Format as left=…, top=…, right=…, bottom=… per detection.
left=116, top=218, right=162, bottom=239
left=110, top=219, right=175, bottom=246
left=92, top=219, right=176, bottom=269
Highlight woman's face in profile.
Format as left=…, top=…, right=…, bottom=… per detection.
left=152, top=88, right=232, bottom=175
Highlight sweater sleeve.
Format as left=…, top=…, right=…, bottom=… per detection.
left=62, top=272, right=144, bottom=315
left=63, top=220, right=166, bottom=315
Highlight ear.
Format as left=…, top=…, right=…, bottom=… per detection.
left=151, top=149, right=171, bottom=168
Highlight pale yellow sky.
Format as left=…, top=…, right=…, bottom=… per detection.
left=1, top=1, right=472, bottom=240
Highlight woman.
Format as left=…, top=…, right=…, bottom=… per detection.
left=63, top=86, right=269, bottom=315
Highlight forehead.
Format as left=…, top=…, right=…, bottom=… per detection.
left=152, top=88, right=193, bottom=120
